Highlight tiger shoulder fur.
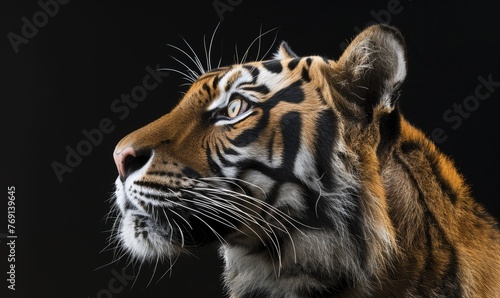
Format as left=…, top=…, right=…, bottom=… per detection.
left=111, top=24, right=500, bottom=297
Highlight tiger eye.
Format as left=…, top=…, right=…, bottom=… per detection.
left=227, top=98, right=242, bottom=118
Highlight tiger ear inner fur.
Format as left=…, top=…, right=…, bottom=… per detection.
left=333, top=24, right=407, bottom=118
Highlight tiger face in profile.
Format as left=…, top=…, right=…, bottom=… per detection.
left=111, top=24, right=500, bottom=297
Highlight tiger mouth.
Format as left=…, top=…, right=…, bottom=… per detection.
left=112, top=171, right=306, bottom=263
left=113, top=176, right=238, bottom=260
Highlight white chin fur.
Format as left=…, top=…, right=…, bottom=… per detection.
left=118, top=210, right=177, bottom=261
left=114, top=176, right=178, bottom=261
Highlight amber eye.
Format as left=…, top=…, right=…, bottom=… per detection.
left=226, top=97, right=249, bottom=118
left=212, top=95, right=253, bottom=123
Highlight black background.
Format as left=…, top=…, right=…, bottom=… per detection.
left=1, top=1, right=499, bottom=297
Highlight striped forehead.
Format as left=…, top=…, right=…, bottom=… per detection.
left=207, top=66, right=256, bottom=111
left=203, top=56, right=329, bottom=111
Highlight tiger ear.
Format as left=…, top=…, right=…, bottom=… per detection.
left=273, top=41, right=299, bottom=59
left=334, top=24, right=407, bottom=113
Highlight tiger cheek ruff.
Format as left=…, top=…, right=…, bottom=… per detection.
left=110, top=24, right=500, bottom=297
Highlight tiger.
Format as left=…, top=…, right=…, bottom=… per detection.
left=110, top=24, right=500, bottom=297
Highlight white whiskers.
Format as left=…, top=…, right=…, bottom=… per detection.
left=158, top=24, right=280, bottom=85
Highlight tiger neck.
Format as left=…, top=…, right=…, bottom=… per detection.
left=220, top=117, right=456, bottom=297
left=220, top=241, right=365, bottom=297
left=220, top=182, right=387, bottom=297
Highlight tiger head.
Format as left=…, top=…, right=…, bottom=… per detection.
left=112, top=24, right=406, bottom=291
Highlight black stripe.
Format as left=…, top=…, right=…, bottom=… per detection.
left=181, top=167, right=201, bottom=179
left=427, top=154, right=459, bottom=205
left=237, top=159, right=299, bottom=184
left=243, top=65, right=260, bottom=81
left=287, top=58, right=300, bottom=70
left=134, top=180, right=174, bottom=192
left=240, top=84, right=270, bottom=94
left=267, top=80, right=305, bottom=105
left=212, top=75, right=220, bottom=89
left=280, top=112, right=302, bottom=171
left=202, top=83, right=211, bottom=98
left=314, top=109, right=338, bottom=190
left=395, top=153, right=462, bottom=296
left=417, top=212, right=434, bottom=296
left=301, top=66, right=311, bottom=82
left=206, top=146, right=223, bottom=176
left=222, top=142, right=239, bottom=156
left=305, top=57, right=312, bottom=66
left=262, top=60, right=283, bottom=74
left=441, top=246, right=461, bottom=296
left=315, top=87, right=328, bottom=104
left=400, top=140, right=458, bottom=205
left=214, top=142, right=234, bottom=167
left=230, top=109, right=269, bottom=147
left=400, top=140, right=421, bottom=154
left=147, top=170, right=179, bottom=177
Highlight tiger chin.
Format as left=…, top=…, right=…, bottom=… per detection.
left=110, top=24, right=500, bottom=297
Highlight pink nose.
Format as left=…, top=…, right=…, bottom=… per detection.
left=113, top=147, right=137, bottom=181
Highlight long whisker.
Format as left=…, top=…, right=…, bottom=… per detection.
left=314, top=172, right=326, bottom=218
left=156, top=253, right=180, bottom=283
left=172, top=219, right=185, bottom=248
left=182, top=190, right=270, bottom=243
left=146, top=256, right=160, bottom=288
left=234, top=43, right=240, bottom=64
left=130, top=260, right=142, bottom=290
left=255, top=24, right=263, bottom=62
left=194, top=187, right=281, bottom=232
left=161, top=208, right=175, bottom=244
left=157, top=66, right=196, bottom=83
left=187, top=191, right=284, bottom=269
left=160, top=192, right=236, bottom=246
left=205, top=22, right=221, bottom=72
left=93, top=252, right=126, bottom=272
left=198, top=187, right=292, bottom=266
left=167, top=53, right=202, bottom=79
left=181, top=37, right=207, bottom=75
left=166, top=43, right=202, bottom=77
left=176, top=182, right=285, bottom=267
left=197, top=179, right=315, bottom=233
left=199, top=176, right=267, bottom=197
left=190, top=181, right=289, bottom=262
left=194, top=176, right=323, bottom=267
left=259, top=29, right=280, bottom=62
left=241, top=27, right=280, bottom=63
